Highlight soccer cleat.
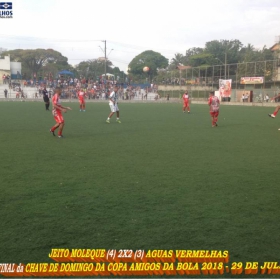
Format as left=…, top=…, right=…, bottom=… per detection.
left=80, top=109, right=82, bottom=112
left=116, top=119, right=121, bottom=123
left=278, top=128, right=280, bottom=131
left=83, top=110, right=86, bottom=112
left=268, top=114, right=275, bottom=118
left=50, top=129, right=55, bottom=136
left=58, top=135, right=64, bottom=138
left=106, top=120, right=110, bottom=124
left=215, top=123, right=218, bottom=126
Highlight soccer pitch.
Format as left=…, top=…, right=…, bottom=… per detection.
left=1, top=101, right=280, bottom=276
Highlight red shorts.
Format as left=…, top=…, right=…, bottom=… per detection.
left=184, top=101, right=189, bottom=107
left=52, top=110, right=64, bottom=123
left=79, top=98, right=85, bottom=105
left=210, top=111, right=219, bottom=117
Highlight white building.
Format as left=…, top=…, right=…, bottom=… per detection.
left=0, top=55, right=22, bottom=84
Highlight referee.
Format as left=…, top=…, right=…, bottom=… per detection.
left=42, top=87, right=50, bottom=111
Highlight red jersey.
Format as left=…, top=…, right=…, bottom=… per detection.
left=52, top=93, right=62, bottom=113
left=208, top=96, right=220, bottom=112
left=78, top=90, right=85, bottom=98
left=183, top=93, right=189, bottom=102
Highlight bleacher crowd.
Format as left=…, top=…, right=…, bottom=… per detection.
left=21, top=75, right=158, bottom=100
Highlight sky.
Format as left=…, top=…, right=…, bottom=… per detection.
left=1, top=0, right=280, bottom=72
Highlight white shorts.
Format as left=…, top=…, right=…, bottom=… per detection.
left=109, top=103, right=119, bottom=112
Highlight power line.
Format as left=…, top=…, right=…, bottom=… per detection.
left=108, top=40, right=180, bottom=54
left=1, top=34, right=184, bottom=54
left=0, top=34, right=103, bottom=42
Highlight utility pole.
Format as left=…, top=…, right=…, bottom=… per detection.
left=100, top=41, right=114, bottom=86
left=225, top=52, right=227, bottom=80
left=104, top=40, right=107, bottom=79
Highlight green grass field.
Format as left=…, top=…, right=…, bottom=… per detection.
left=1, top=101, right=280, bottom=277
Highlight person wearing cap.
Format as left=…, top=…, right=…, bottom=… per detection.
left=50, top=88, right=72, bottom=138
left=106, top=86, right=121, bottom=124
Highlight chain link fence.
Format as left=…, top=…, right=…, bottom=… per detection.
left=156, top=59, right=280, bottom=103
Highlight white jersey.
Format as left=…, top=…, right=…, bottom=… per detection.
left=109, top=91, right=118, bottom=106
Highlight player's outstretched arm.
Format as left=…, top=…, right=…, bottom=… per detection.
left=271, top=93, right=280, bottom=101
left=59, top=106, right=72, bottom=112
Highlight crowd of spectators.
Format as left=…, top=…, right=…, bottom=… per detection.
left=1, top=74, right=159, bottom=100
left=2, top=74, right=11, bottom=85
left=21, top=75, right=157, bottom=100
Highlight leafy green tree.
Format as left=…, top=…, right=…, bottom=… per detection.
left=238, top=44, right=273, bottom=62
left=111, top=66, right=127, bottom=83
left=188, top=52, right=214, bottom=67
left=169, top=53, right=187, bottom=70
left=75, top=59, right=114, bottom=80
left=128, top=50, right=168, bottom=83
left=41, top=61, right=77, bottom=80
left=2, top=48, right=69, bottom=79
left=185, top=47, right=203, bottom=64
left=205, top=39, right=243, bottom=65
left=75, top=59, right=127, bottom=82
left=236, top=44, right=274, bottom=80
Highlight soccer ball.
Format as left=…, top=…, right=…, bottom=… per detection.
left=143, top=66, right=150, bottom=72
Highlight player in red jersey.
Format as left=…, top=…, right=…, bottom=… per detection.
left=268, top=93, right=280, bottom=119
left=77, top=88, right=86, bottom=111
left=49, top=88, right=72, bottom=138
left=182, top=90, right=190, bottom=113
left=208, top=91, right=220, bottom=127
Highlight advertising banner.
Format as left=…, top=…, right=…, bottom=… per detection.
left=240, top=77, right=264, bottom=84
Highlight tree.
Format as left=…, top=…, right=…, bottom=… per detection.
left=205, top=39, right=243, bottom=65
left=74, top=59, right=127, bottom=83
left=75, top=59, right=113, bottom=80
left=2, top=48, right=69, bottom=79
left=111, top=66, right=127, bottom=83
left=185, top=47, right=204, bottom=64
left=188, top=52, right=214, bottom=67
left=236, top=44, right=274, bottom=80
left=169, top=53, right=187, bottom=70
left=128, top=50, right=168, bottom=83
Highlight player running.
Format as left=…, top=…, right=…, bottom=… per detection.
left=106, top=86, right=121, bottom=124
left=208, top=91, right=220, bottom=127
left=77, top=88, right=86, bottom=112
left=182, top=90, right=190, bottom=113
left=268, top=93, right=280, bottom=119
left=50, top=88, right=72, bottom=138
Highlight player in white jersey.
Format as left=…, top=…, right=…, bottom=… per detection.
left=106, top=86, right=121, bottom=123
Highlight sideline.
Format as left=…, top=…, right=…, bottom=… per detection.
left=0, top=98, right=277, bottom=107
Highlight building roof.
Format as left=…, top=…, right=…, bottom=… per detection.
left=270, top=43, right=280, bottom=51
left=177, top=65, right=192, bottom=70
